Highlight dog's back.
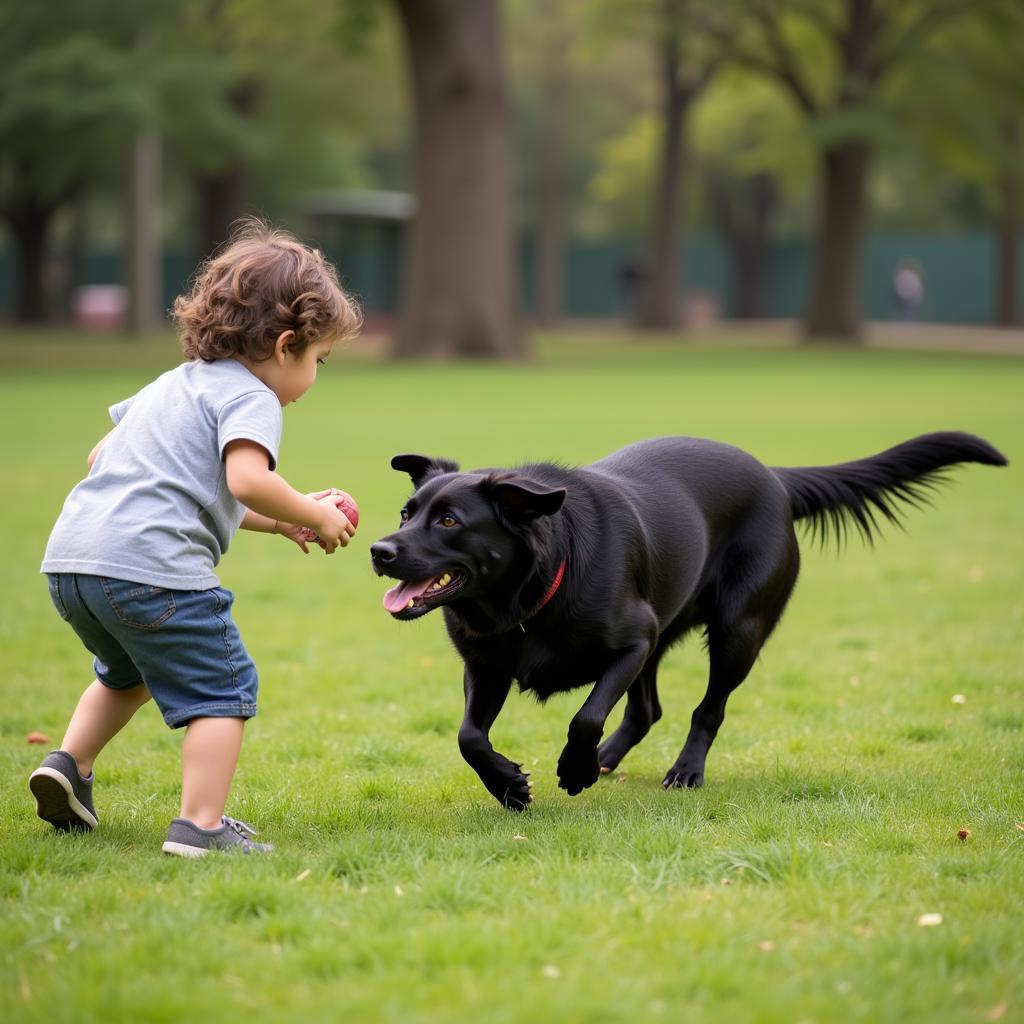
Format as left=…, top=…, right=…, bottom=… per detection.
left=583, top=438, right=793, bottom=614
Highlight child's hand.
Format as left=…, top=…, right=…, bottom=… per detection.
left=272, top=490, right=350, bottom=555
left=310, top=492, right=356, bottom=554
left=274, top=521, right=317, bottom=554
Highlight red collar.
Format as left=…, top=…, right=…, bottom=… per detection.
left=519, top=559, right=567, bottom=633
left=538, top=558, right=567, bottom=610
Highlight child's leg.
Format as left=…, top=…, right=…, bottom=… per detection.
left=179, top=717, right=245, bottom=829
left=61, top=679, right=152, bottom=775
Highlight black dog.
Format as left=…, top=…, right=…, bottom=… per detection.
left=370, top=433, right=1006, bottom=811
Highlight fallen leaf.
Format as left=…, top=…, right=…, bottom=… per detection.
left=757, top=940, right=775, bottom=952
left=951, top=694, right=966, bottom=705
left=917, top=913, right=943, bottom=927
left=512, top=834, right=527, bottom=841
left=957, top=828, right=971, bottom=842
left=541, top=964, right=560, bottom=979
left=987, top=1002, right=1008, bottom=1021
left=26, top=732, right=51, bottom=745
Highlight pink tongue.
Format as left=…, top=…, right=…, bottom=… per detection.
left=383, top=577, right=436, bottom=613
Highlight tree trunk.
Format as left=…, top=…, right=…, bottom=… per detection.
left=9, top=205, right=50, bottom=323
left=710, top=172, right=776, bottom=319
left=392, top=0, right=523, bottom=359
left=61, top=195, right=89, bottom=322
left=534, top=12, right=572, bottom=326
left=636, top=24, right=688, bottom=330
left=197, top=168, right=249, bottom=262
left=994, top=167, right=1019, bottom=327
left=803, top=142, right=871, bottom=340
left=125, top=128, right=163, bottom=335
left=1, top=155, right=64, bottom=323
left=195, top=83, right=257, bottom=262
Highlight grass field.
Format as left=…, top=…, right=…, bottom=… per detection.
left=1, top=329, right=1022, bottom=1023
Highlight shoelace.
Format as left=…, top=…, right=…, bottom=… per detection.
left=221, top=816, right=260, bottom=842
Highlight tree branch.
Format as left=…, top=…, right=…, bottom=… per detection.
left=698, top=3, right=819, bottom=117
left=784, top=0, right=845, bottom=42
left=871, top=0, right=974, bottom=79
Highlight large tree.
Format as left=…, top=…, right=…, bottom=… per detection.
left=633, top=0, right=719, bottom=329
left=161, top=0, right=389, bottom=262
left=711, top=0, right=980, bottom=340
left=693, top=70, right=813, bottom=317
left=391, top=0, right=523, bottom=358
left=509, top=0, right=581, bottom=325
left=0, top=0, right=151, bottom=322
left=907, top=0, right=1024, bottom=325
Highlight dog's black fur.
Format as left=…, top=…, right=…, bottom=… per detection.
left=370, top=432, right=1006, bottom=811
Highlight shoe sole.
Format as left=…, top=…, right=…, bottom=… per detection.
left=29, top=767, right=98, bottom=831
left=161, top=841, right=210, bottom=858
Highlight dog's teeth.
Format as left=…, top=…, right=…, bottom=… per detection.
left=406, top=599, right=414, bottom=609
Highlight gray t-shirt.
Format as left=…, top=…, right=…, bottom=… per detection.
left=42, top=358, right=282, bottom=590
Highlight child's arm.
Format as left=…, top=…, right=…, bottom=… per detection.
left=240, top=491, right=338, bottom=554
left=88, top=430, right=115, bottom=469
left=224, top=441, right=354, bottom=553
left=239, top=509, right=280, bottom=534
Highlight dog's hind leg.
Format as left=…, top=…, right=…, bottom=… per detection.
left=599, top=611, right=697, bottom=774
left=662, top=617, right=766, bottom=789
left=597, top=661, right=662, bottom=775
left=664, top=534, right=799, bottom=789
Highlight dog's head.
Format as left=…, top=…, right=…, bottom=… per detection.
left=371, top=454, right=566, bottom=621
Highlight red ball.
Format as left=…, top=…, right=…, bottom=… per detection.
left=334, top=490, right=359, bottom=529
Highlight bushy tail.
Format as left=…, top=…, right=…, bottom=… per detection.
left=773, top=431, right=1007, bottom=547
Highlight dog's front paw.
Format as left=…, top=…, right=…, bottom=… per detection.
left=556, top=744, right=601, bottom=796
left=662, top=761, right=704, bottom=789
left=481, top=761, right=533, bottom=812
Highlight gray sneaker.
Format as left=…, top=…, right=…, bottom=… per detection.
left=29, top=750, right=99, bottom=831
left=162, top=816, right=273, bottom=857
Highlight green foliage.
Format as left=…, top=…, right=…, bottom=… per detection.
left=0, top=0, right=405, bottom=244
left=892, top=0, right=1024, bottom=212
left=1, top=331, right=1022, bottom=1022
left=0, top=0, right=166, bottom=201
left=157, top=0, right=403, bottom=204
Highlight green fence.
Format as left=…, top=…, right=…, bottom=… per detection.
left=0, top=233, right=1018, bottom=324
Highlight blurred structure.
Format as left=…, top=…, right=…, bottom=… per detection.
left=302, top=189, right=414, bottom=326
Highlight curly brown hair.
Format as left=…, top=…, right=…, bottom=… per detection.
left=173, top=218, right=361, bottom=362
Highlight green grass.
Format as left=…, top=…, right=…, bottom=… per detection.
left=2, top=329, right=1022, bottom=1023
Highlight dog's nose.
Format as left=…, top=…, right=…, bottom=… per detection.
left=370, top=541, right=398, bottom=568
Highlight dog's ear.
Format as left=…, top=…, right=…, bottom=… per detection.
left=488, top=478, right=567, bottom=521
left=391, top=454, right=460, bottom=488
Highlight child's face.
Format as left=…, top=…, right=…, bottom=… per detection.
left=266, top=334, right=335, bottom=406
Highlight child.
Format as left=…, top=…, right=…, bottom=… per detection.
left=31, top=220, right=361, bottom=856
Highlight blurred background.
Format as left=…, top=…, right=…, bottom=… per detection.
left=1, top=0, right=1022, bottom=357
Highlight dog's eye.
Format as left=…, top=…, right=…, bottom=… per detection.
left=399, top=508, right=409, bottom=524
left=438, top=514, right=458, bottom=528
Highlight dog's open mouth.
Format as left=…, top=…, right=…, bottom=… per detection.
left=382, top=570, right=467, bottom=617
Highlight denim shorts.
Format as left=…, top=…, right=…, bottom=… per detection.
left=46, top=573, right=258, bottom=729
